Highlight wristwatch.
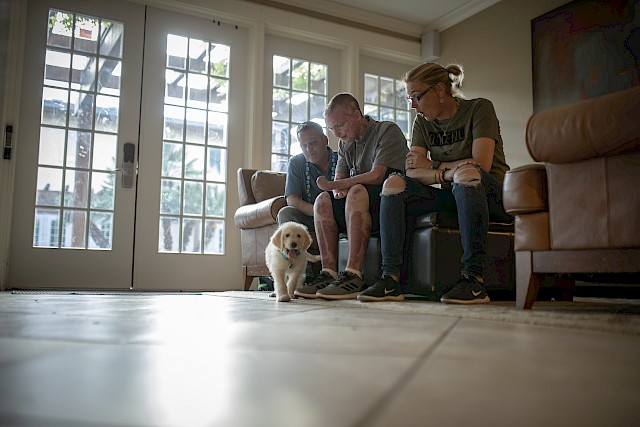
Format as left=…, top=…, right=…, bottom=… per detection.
left=431, top=160, right=441, bottom=170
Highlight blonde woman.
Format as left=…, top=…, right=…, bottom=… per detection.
left=358, top=63, right=512, bottom=304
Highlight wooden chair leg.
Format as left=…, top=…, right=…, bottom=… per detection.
left=516, top=251, right=541, bottom=309
left=242, top=266, right=253, bottom=291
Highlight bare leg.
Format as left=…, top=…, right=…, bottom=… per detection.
left=314, top=192, right=339, bottom=272
left=345, top=185, right=371, bottom=272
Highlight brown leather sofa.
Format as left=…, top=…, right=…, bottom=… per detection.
left=503, top=86, right=640, bottom=309
left=234, top=168, right=287, bottom=290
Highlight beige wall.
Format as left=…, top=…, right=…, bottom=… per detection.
left=438, top=0, right=570, bottom=168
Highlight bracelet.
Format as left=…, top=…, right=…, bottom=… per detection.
left=441, top=167, right=450, bottom=183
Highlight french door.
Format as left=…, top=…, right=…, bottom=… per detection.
left=133, top=7, right=246, bottom=290
left=9, top=0, right=246, bottom=290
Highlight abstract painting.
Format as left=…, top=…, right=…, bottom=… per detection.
left=531, top=0, right=639, bottom=112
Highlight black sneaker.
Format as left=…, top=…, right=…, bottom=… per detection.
left=440, top=275, right=490, bottom=304
left=294, top=271, right=335, bottom=299
left=358, top=275, right=405, bottom=302
left=316, top=271, right=365, bottom=300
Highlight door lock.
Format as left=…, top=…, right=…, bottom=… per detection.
left=121, top=142, right=136, bottom=188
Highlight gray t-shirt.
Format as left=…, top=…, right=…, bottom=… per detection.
left=411, top=98, right=509, bottom=182
left=284, top=147, right=338, bottom=203
left=336, top=116, right=409, bottom=177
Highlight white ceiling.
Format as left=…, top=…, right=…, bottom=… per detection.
left=277, top=0, right=503, bottom=33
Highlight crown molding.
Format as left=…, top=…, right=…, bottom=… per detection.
left=426, top=0, right=501, bottom=32
left=243, top=0, right=423, bottom=41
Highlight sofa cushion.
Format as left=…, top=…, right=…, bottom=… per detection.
left=251, top=170, right=286, bottom=202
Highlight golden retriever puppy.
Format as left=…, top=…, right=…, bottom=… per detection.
left=265, top=221, right=320, bottom=302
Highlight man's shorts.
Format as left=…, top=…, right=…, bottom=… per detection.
left=329, top=184, right=383, bottom=234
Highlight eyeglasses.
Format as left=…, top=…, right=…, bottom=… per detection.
left=406, top=86, right=432, bottom=104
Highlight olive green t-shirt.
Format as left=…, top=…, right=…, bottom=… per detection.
left=337, top=116, right=409, bottom=177
left=411, top=98, right=509, bottom=182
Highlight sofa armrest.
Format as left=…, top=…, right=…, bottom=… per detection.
left=234, top=196, right=287, bottom=229
left=503, top=164, right=548, bottom=216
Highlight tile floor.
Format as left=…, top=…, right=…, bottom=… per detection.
left=0, top=291, right=639, bottom=427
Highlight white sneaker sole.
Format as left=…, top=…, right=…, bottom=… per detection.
left=316, top=292, right=359, bottom=300
left=358, top=294, right=405, bottom=302
left=440, top=296, right=490, bottom=304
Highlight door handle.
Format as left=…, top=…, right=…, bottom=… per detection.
left=121, top=142, right=136, bottom=188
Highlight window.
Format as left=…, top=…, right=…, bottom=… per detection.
left=33, top=9, right=124, bottom=249
left=158, top=34, right=230, bottom=254
left=363, top=73, right=411, bottom=140
left=271, top=55, right=327, bottom=172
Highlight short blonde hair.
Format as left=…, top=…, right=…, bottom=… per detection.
left=402, top=63, right=465, bottom=98
left=324, top=92, right=362, bottom=116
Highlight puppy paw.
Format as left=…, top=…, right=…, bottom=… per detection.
left=277, top=294, right=291, bottom=302
left=269, top=291, right=276, bottom=298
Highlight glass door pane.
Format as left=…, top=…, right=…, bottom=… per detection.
left=35, top=9, right=123, bottom=250
left=159, top=35, right=229, bottom=255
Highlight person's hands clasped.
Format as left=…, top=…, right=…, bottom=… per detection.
left=406, top=150, right=430, bottom=170
left=317, top=176, right=347, bottom=199
left=333, top=189, right=347, bottom=199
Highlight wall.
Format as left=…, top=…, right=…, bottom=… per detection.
left=438, top=0, right=571, bottom=168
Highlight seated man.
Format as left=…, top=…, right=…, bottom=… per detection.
left=277, top=121, right=338, bottom=282
left=294, top=93, right=408, bottom=300
left=277, top=121, right=338, bottom=232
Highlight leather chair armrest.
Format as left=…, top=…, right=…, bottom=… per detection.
left=234, top=196, right=287, bottom=229
left=503, top=164, right=548, bottom=215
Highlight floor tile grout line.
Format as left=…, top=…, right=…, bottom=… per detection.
left=352, top=317, right=462, bottom=427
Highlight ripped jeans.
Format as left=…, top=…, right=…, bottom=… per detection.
left=379, top=170, right=513, bottom=280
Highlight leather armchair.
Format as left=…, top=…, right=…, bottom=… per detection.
left=503, top=86, right=640, bottom=309
left=234, top=168, right=287, bottom=290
